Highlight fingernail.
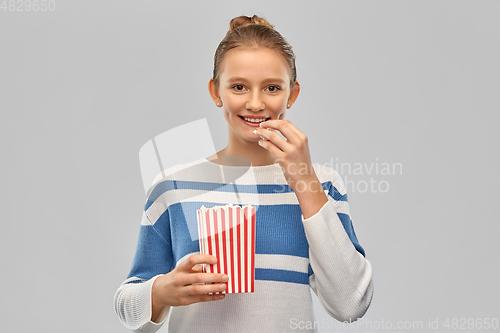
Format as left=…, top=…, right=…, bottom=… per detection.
left=220, top=283, right=227, bottom=289
left=253, top=129, right=260, bottom=135
left=222, top=275, right=229, bottom=282
left=211, top=257, right=217, bottom=263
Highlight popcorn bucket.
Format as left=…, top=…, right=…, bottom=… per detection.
left=197, top=204, right=256, bottom=294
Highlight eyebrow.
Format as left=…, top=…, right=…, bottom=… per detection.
left=227, top=77, right=285, bottom=85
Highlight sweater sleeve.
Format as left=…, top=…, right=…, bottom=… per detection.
left=114, top=204, right=174, bottom=332
left=302, top=169, right=374, bottom=322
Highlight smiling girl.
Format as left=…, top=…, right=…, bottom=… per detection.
left=114, top=15, right=373, bottom=332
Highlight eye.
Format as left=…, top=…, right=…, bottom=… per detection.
left=232, top=84, right=245, bottom=91
left=266, top=85, right=281, bottom=92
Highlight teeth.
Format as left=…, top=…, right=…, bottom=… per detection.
left=243, top=117, right=267, bottom=123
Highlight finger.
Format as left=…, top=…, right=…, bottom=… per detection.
left=179, top=254, right=217, bottom=271
left=184, top=281, right=228, bottom=296
left=185, top=272, right=229, bottom=286
left=260, top=119, right=305, bottom=145
left=255, top=128, right=289, bottom=152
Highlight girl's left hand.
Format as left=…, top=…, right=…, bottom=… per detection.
left=256, top=119, right=317, bottom=190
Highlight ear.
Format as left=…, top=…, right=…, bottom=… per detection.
left=208, top=78, right=221, bottom=105
left=287, top=81, right=300, bottom=107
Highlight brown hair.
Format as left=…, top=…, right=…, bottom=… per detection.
left=213, top=15, right=297, bottom=89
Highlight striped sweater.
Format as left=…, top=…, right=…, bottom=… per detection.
left=114, top=158, right=374, bottom=332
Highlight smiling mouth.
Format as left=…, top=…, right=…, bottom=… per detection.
left=238, top=115, right=271, bottom=124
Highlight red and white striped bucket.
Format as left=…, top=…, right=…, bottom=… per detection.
left=197, top=204, right=256, bottom=294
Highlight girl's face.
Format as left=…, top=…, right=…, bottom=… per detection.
left=210, top=47, right=299, bottom=143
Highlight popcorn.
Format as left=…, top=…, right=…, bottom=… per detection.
left=197, top=204, right=256, bottom=294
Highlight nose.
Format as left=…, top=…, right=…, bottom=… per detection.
left=246, top=91, right=265, bottom=112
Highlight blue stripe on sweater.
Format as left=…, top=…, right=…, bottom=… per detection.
left=162, top=203, right=364, bottom=258
left=337, top=213, right=365, bottom=256
left=255, top=268, right=309, bottom=285
left=255, top=205, right=309, bottom=258
left=328, top=183, right=348, bottom=202
left=126, top=269, right=309, bottom=285
left=126, top=219, right=174, bottom=281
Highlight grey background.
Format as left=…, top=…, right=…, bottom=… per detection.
left=1, top=1, right=499, bottom=332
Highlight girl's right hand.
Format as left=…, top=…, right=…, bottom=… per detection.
left=152, top=254, right=228, bottom=307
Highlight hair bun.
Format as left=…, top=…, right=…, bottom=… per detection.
left=228, top=15, right=274, bottom=34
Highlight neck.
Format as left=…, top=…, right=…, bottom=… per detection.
left=216, top=145, right=276, bottom=167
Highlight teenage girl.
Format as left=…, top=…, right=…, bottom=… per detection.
left=114, top=14, right=373, bottom=333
